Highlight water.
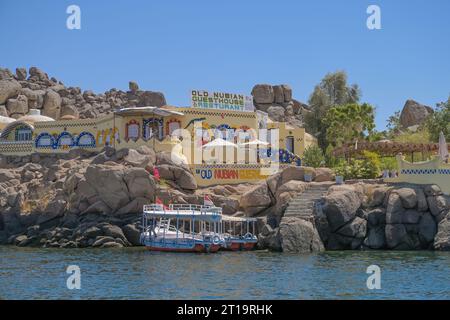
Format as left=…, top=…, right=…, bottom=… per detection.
left=0, top=246, right=449, bottom=299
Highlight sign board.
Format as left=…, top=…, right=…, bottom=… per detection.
left=191, top=90, right=254, bottom=112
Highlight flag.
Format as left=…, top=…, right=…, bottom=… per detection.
left=155, top=197, right=168, bottom=210
left=204, top=194, right=214, bottom=207
left=153, top=167, right=160, bottom=181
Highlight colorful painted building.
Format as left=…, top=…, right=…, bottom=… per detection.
left=0, top=93, right=318, bottom=185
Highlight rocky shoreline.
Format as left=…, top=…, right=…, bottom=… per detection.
left=1, top=147, right=449, bottom=252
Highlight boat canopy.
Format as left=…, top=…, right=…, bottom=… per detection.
left=143, top=204, right=222, bottom=222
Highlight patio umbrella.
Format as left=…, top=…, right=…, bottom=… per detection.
left=202, top=138, right=238, bottom=149
left=239, top=139, right=270, bottom=146
left=438, top=131, right=449, bottom=161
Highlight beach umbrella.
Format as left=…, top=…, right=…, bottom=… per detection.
left=202, top=138, right=237, bottom=149
left=438, top=131, right=449, bottom=161
left=239, top=139, right=270, bottom=146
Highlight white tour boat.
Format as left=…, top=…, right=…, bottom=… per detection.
left=140, top=203, right=224, bottom=253
left=221, top=215, right=258, bottom=251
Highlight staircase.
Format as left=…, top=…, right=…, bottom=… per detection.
left=283, top=183, right=333, bottom=222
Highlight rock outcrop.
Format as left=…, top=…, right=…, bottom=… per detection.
left=251, top=83, right=311, bottom=128
left=399, top=99, right=434, bottom=129
left=0, top=147, right=199, bottom=248
left=0, top=66, right=167, bottom=120
left=315, top=183, right=449, bottom=251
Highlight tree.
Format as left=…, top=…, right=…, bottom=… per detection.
left=386, top=110, right=401, bottom=134
left=302, top=145, right=325, bottom=168
left=323, top=103, right=376, bottom=147
left=426, top=96, right=450, bottom=142
left=305, top=71, right=361, bottom=149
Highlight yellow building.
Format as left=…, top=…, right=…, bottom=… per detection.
left=0, top=94, right=318, bottom=185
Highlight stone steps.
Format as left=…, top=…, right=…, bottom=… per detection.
left=283, top=183, right=332, bottom=221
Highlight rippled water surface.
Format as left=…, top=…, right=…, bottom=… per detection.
left=0, top=246, right=449, bottom=299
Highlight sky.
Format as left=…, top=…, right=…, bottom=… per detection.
left=1, top=0, right=449, bottom=130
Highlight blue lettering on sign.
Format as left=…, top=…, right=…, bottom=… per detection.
left=200, top=169, right=212, bottom=180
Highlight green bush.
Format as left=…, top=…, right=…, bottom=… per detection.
left=333, top=151, right=381, bottom=179
left=380, top=156, right=398, bottom=171
left=302, top=145, right=325, bottom=168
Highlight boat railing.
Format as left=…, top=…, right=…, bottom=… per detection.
left=143, top=203, right=222, bottom=215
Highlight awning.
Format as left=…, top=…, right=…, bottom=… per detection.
left=114, top=106, right=184, bottom=117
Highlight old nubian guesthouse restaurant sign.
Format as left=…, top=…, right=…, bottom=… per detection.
left=191, top=90, right=254, bottom=112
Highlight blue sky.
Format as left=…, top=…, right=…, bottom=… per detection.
left=1, top=0, right=449, bottom=130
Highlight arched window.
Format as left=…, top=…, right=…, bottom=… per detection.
left=166, top=119, right=181, bottom=136
left=143, top=118, right=163, bottom=140
left=15, top=125, right=32, bottom=141
left=126, top=120, right=140, bottom=141
left=35, top=132, right=55, bottom=148
left=56, top=132, right=74, bottom=148
left=76, top=132, right=96, bottom=147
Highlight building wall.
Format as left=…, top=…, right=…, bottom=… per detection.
left=0, top=107, right=317, bottom=170
left=385, top=155, right=450, bottom=195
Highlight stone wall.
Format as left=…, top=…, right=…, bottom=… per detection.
left=314, top=183, right=450, bottom=251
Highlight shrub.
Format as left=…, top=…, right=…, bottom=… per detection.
left=333, top=151, right=381, bottom=179
left=302, top=145, right=325, bottom=168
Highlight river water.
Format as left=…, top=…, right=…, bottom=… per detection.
left=0, top=246, right=449, bottom=299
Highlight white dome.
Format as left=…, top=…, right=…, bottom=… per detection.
left=17, top=113, right=55, bottom=124
left=0, top=115, right=16, bottom=130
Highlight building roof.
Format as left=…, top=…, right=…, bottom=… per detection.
left=0, top=120, right=35, bottom=140
left=114, top=106, right=184, bottom=117
left=17, top=114, right=55, bottom=124
left=0, top=116, right=16, bottom=130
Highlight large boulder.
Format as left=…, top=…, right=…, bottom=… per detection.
left=395, top=188, right=418, bottom=209
left=0, top=68, right=14, bottom=80
left=124, top=149, right=152, bottom=168
left=278, top=217, right=324, bottom=253
left=240, top=182, right=273, bottom=216
left=266, top=106, right=285, bottom=122
left=6, top=94, right=28, bottom=116
left=85, top=164, right=130, bottom=212
left=281, top=85, right=292, bottom=102
left=42, top=89, right=61, bottom=119
left=385, top=224, right=410, bottom=249
left=0, top=79, right=21, bottom=104
left=272, top=85, right=285, bottom=104
left=155, top=164, right=197, bottom=190
left=323, top=189, right=361, bottom=231
left=418, top=212, right=437, bottom=244
left=427, top=195, right=449, bottom=222
left=257, top=224, right=281, bottom=251
left=15, top=68, right=27, bottom=81
left=280, top=166, right=315, bottom=184
left=122, top=224, right=141, bottom=246
left=60, top=104, right=79, bottom=118
left=29, top=67, right=48, bottom=81
left=399, top=99, right=433, bottom=128
left=385, top=193, right=404, bottom=224
left=314, top=168, right=334, bottom=182
left=364, top=226, right=386, bottom=249
left=123, top=167, right=156, bottom=199
left=138, top=91, right=166, bottom=107
left=251, top=84, right=274, bottom=104
left=434, top=214, right=450, bottom=251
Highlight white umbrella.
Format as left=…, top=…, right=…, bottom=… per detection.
left=438, top=131, right=449, bottom=161
left=239, top=139, right=270, bottom=146
left=202, top=138, right=237, bottom=149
